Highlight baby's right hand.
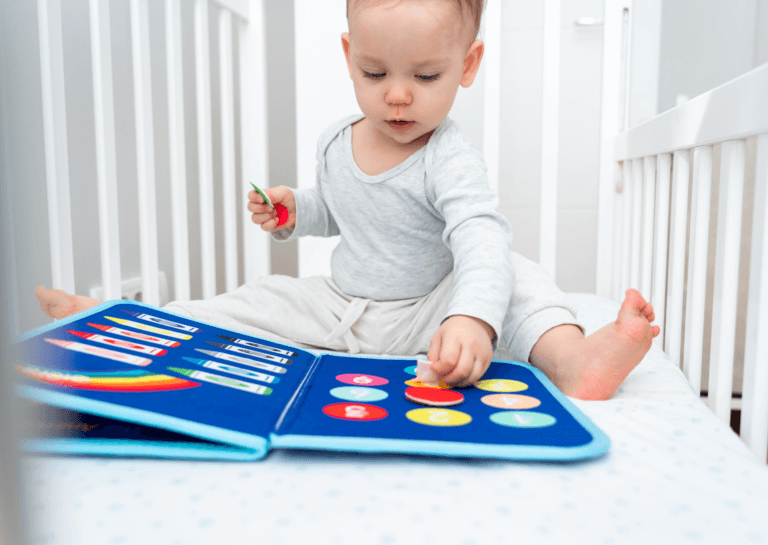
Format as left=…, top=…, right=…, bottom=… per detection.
left=247, top=185, right=296, bottom=231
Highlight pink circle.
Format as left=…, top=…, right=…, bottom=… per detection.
left=336, top=373, right=389, bottom=386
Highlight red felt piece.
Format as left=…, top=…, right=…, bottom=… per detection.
left=274, top=203, right=289, bottom=227
left=405, top=386, right=464, bottom=407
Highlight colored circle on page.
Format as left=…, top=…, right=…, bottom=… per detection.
left=336, top=373, right=389, bottom=386
left=323, top=403, right=388, bottom=421
left=330, top=386, right=388, bottom=403
left=404, top=365, right=417, bottom=376
left=404, top=378, right=451, bottom=390
left=481, top=394, right=541, bottom=410
left=405, top=387, right=464, bottom=407
left=406, top=408, right=471, bottom=427
left=490, top=411, right=556, bottom=428
left=474, top=379, right=528, bottom=393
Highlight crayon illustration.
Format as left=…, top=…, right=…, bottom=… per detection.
left=44, top=338, right=152, bottom=366
left=87, top=323, right=180, bottom=347
left=68, top=331, right=167, bottom=356
left=194, top=349, right=287, bottom=374
left=119, top=310, right=200, bottom=333
left=104, top=317, right=192, bottom=340
left=215, top=335, right=298, bottom=357
left=168, top=367, right=272, bottom=396
left=182, top=357, right=279, bottom=384
left=206, top=341, right=291, bottom=365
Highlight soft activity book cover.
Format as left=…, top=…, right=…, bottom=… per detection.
left=13, top=300, right=610, bottom=461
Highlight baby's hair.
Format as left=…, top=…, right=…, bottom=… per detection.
left=347, top=0, right=486, bottom=42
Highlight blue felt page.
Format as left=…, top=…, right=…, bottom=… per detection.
left=272, top=354, right=610, bottom=461
left=13, top=300, right=316, bottom=459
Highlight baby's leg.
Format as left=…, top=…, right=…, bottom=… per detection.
left=501, top=252, right=658, bottom=400
left=528, top=289, right=659, bottom=400
left=35, top=286, right=101, bottom=320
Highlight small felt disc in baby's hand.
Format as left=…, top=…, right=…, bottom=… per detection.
left=405, top=386, right=464, bottom=407
left=274, top=203, right=289, bottom=227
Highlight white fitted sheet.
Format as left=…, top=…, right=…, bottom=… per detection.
left=22, top=293, right=768, bottom=545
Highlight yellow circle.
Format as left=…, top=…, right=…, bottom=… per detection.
left=474, top=379, right=528, bottom=393
left=406, top=408, right=472, bottom=427
left=404, top=378, right=451, bottom=390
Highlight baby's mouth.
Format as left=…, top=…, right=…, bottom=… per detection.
left=387, top=120, right=415, bottom=131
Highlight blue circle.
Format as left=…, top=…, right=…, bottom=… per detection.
left=404, top=365, right=417, bottom=376
left=330, top=386, right=389, bottom=403
left=489, top=411, right=556, bottom=428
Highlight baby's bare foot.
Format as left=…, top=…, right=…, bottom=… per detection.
left=35, top=286, right=101, bottom=320
left=565, top=289, right=660, bottom=400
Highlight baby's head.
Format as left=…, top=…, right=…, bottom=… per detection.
left=342, top=0, right=486, bottom=147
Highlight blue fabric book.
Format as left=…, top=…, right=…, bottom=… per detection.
left=13, top=300, right=610, bottom=461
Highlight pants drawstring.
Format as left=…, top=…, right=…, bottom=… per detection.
left=323, top=297, right=371, bottom=354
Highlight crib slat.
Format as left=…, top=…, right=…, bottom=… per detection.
left=652, top=153, right=672, bottom=347
left=89, top=0, right=122, bottom=302
left=596, top=0, right=632, bottom=299
left=539, top=0, right=560, bottom=280
left=620, top=160, right=634, bottom=296
left=683, top=145, right=713, bottom=392
left=641, top=156, right=656, bottom=300
left=665, top=149, right=690, bottom=363
left=482, top=0, right=501, bottom=198
left=37, top=0, right=75, bottom=294
left=612, top=168, right=624, bottom=302
left=130, top=0, right=160, bottom=306
left=708, top=140, right=747, bottom=422
left=219, top=8, right=239, bottom=292
left=239, top=1, right=270, bottom=283
left=629, top=158, right=643, bottom=289
left=165, top=0, right=191, bottom=302
left=195, top=0, right=216, bottom=298
left=741, top=133, right=768, bottom=459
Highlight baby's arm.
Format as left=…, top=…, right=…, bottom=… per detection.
left=427, top=315, right=495, bottom=387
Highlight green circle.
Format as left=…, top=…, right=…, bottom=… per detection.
left=489, top=411, right=556, bottom=428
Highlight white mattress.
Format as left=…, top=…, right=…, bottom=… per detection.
left=23, top=293, right=768, bottom=545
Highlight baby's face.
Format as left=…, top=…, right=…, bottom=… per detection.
left=343, top=0, right=482, bottom=147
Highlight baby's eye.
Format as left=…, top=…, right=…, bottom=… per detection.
left=363, top=71, right=385, bottom=79
left=417, top=74, right=440, bottom=81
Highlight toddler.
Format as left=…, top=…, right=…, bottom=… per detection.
left=36, top=0, right=659, bottom=400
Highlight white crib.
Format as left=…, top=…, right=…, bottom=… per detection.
left=3, top=0, right=768, bottom=543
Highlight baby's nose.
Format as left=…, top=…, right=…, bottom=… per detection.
left=384, top=82, right=413, bottom=106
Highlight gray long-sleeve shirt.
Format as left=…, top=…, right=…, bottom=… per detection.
left=274, top=114, right=514, bottom=336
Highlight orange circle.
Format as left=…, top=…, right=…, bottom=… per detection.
left=480, top=394, right=541, bottom=410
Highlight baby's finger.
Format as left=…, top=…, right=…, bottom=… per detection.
left=260, top=216, right=281, bottom=232
left=251, top=211, right=275, bottom=226
left=431, top=337, right=460, bottom=378
left=247, top=200, right=273, bottom=215
left=457, top=357, right=490, bottom=388
left=441, top=347, right=474, bottom=386
left=247, top=189, right=266, bottom=204
left=426, top=331, right=442, bottom=366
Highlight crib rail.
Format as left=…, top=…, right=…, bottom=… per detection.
left=606, top=64, right=768, bottom=461
left=36, top=0, right=270, bottom=309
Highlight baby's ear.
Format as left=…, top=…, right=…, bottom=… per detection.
left=460, top=39, right=484, bottom=88
left=341, top=32, right=353, bottom=78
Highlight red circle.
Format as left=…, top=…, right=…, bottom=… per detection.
left=322, top=402, right=388, bottom=421
left=275, top=203, right=289, bottom=226
left=405, top=387, right=464, bottom=407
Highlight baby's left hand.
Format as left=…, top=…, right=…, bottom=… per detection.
left=427, top=315, right=495, bottom=387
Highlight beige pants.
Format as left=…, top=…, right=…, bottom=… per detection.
left=165, top=252, right=581, bottom=363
